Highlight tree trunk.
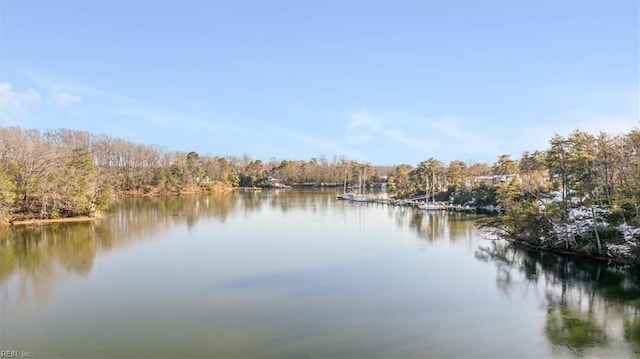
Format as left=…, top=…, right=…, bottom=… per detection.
left=591, top=206, right=602, bottom=256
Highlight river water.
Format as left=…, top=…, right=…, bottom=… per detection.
left=1, top=189, right=638, bottom=358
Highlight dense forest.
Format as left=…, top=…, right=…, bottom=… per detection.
left=0, top=126, right=394, bottom=224
left=1, top=125, right=639, bottom=264
left=0, top=126, right=497, bottom=224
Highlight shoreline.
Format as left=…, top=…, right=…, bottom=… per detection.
left=2, top=184, right=236, bottom=228
left=4, top=190, right=639, bottom=267
left=494, top=236, right=640, bottom=267
left=115, top=183, right=234, bottom=198
left=9, top=216, right=98, bottom=227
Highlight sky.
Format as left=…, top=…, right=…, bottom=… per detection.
left=0, top=1, right=638, bottom=165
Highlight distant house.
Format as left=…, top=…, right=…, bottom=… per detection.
left=473, top=176, right=495, bottom=186
left=473, top=174, right=519, bottom=186
left=266, top=176, right=289, bottom=188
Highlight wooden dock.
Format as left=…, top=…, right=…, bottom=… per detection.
left=336, top=194, right=481, bottom=213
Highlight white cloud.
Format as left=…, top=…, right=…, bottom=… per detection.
left=271, top=126, right=360, bottom=158
left=424, top=116, right=502, bottom=155
left=554, top=110, right=637, bottom=135
left=47, top=88, right=81, bottom=107
left=0, top=82, right=42, bottom=123
left=343, top=111, right=381, bottom=144
left=346, top=111, right=380, bottom=131
left=0, top=81, right=84, bottom=125
left=385, top=128, right=437, bottom=153
left=348, top=111, right=502, bottom=162
left=23, top=71, right=130, bottom=111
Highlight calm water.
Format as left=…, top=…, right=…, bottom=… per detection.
left=1, top=190, right=638, bottom=358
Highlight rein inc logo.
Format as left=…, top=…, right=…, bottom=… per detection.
left=0, top=351, right=32, bottom=358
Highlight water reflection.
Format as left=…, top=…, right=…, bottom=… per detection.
left=2, top=190, right=639, bottom=358
left=476, top=241, right=640, bottom=357
left=0, top=223, right=104, bottom=307
left=267, top=188, right=337, bottom=213
left=0, top=190, right=344, bottom=307
left=113, top=191, right=241, bottom=230
left=0, top=192, right=245, bottom=306
left=406, top=210, right=478, bottom=242
left=626, top=315, right=640, bottom=355
left=237, top=188, right=337, bottom=214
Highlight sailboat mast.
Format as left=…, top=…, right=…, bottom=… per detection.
left=432, top=172, right=436, bottom=203
left=343, top=169, right=347, bottom=193
left=425, top=173, right=429, bottom=204
left=363, top=167, right=366, bottom=195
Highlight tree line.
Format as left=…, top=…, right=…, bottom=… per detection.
left=0, top=127, right=394, bottom=223
left=2, top=124, right=639, bottom=251
left=0, top=125, right=502, bottom=224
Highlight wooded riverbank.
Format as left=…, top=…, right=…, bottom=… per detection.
left=472, top=130, right=640, bottom=266
left=1, top=181, right=235, bottom=227
left=1, top=126, right=639, bottom=266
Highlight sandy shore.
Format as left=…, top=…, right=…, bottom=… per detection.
left=9, top=216, right=98, bottom=227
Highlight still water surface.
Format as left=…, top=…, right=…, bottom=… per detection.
left=1, top=190, right=639, bottom=358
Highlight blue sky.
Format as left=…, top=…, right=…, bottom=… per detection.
left=1, top=1, right=638, bottom=165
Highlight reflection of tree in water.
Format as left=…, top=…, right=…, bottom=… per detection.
left=446, top=215, right=478, bottom=242
left=0, top=190, right=343, bottom=307
left=0, top=223, right=103, bottom=307
left=241, top=191, right=264, bottom=214
left=476, top=241, right=640, bottom=356
left=406, top=212, right=478, bottom=242
left=236, top=189, right=337, bottom=215
left=0, top=192, right=242, bottom=306
left=545, top=298, right=608, bottom=354
left=408, top=212, right=449, bottom=241
left=385, top=209, right=476, bottom=243
left=116, top=192, right=241, bottom=231
left=408, top=211, right=424, bottom=234
left=625, top=305, right=640, bottom=356
left=267, top=189, right=335, bottom=214
left=387, top=205, right=409, bottom=228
